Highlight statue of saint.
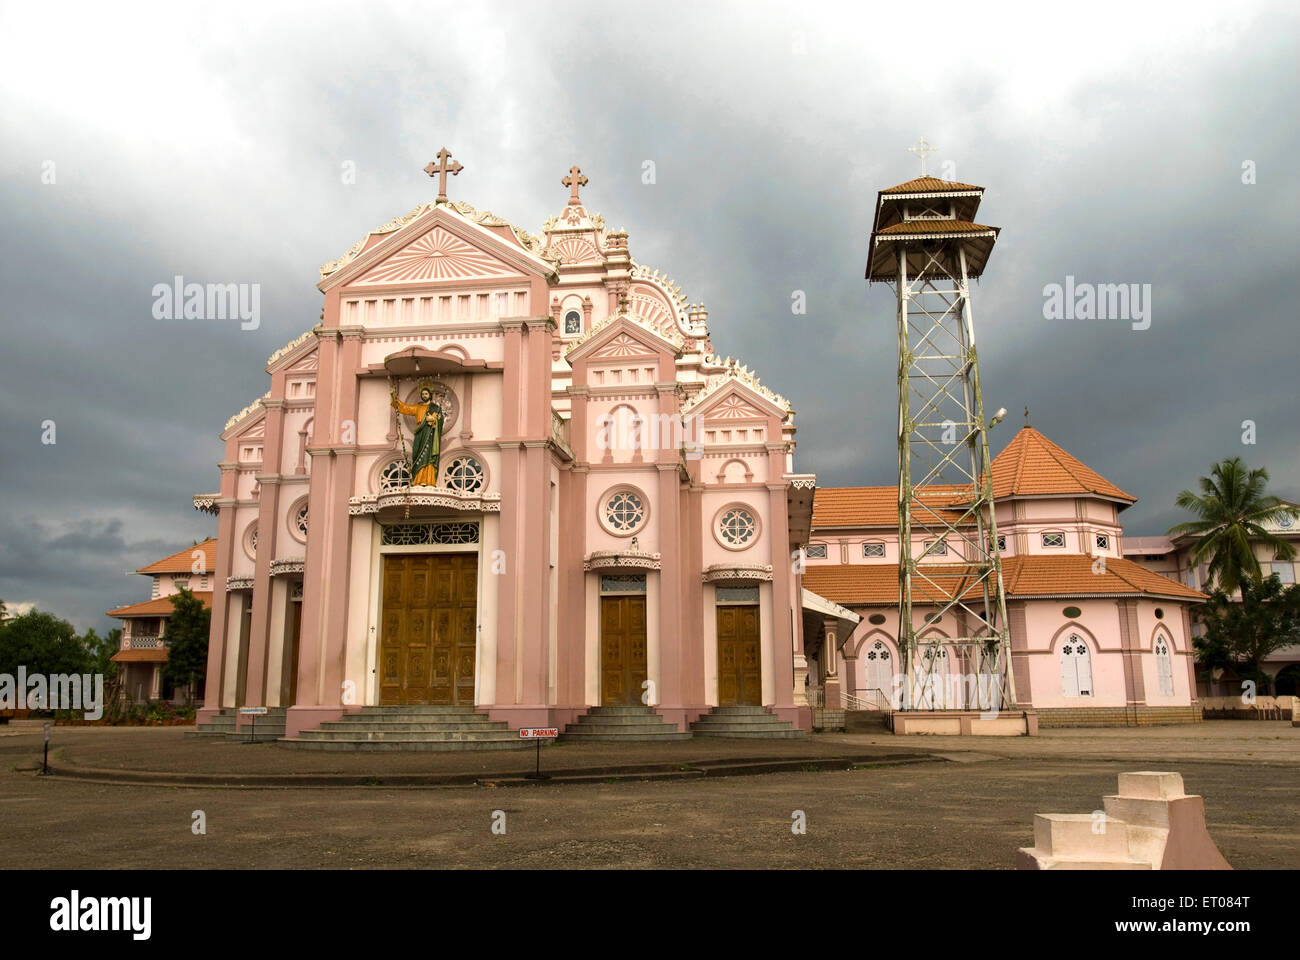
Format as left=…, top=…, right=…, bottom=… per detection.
left=390, top=381, right=444, bottom=486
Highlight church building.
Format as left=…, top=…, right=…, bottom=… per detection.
left=196, top=156, right=821, bottom=741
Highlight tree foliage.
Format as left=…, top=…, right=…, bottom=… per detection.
left=1168, top=457, right=1296, bottom=593
left=0, top=610, right=94, bottom=677
left=1195, top=575, right=1300, bottom=692
left=162, top=588, right=210, bottom=702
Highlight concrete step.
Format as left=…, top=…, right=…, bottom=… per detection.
left=278, top=737, right=534, bottom=752
left=707, top=706, right=774, bottom=715
left=692, top=708, right=805, bottom=739
left=559, top=729, right=693, bottom=742
left=296, top=729, right=525, bottom=742
left=690, top=729, right=807, bottom=739
left=582, top=706, right=658, bottom=715
left=571, top=714, right=676, bottom=726
left=354, top=706, right=489, bottom=715
left=316, top=720, right=509, bottom=733
left=560, top=707, right=688, bottom=741
left=691, top=720, right=795, bottom=732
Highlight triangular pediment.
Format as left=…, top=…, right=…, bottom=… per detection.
left=686, top=377, right=788, bottom=421
left=354, top=224, right=521, bottom=285
left=567, top=313, right=680, bottom=364
left=319, top=204, right=556, bottom=292
left=701, top=392, right=767, bottom=421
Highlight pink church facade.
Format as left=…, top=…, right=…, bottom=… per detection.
left=196, top=169, right=817, bottom=738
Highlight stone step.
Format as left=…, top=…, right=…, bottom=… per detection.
left=1032, top=814, right=1133, bottom=860
left=571, top=714, right=676, bottom=726
left=690, top=729, right=807, bottom=739
left=355, top=705, right=488, bottom=715
left=316, top=720, right=509, bottom=733
left=582, top=706, right=658, bottom=715
left=278, top=737, right=534, bottom=753
left=559, top=729, right=693, bottom=742
left=707, top=705, right=774, bottom=714
left=691, top=720, right=794, bottom=732
left=296, top=729, right=525, bottom=742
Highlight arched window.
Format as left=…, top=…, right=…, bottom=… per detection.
left=917, top=642, right=950, bottom=708
left=1155, top=636, right=1174, bottom=696
left=1061, top=634, right=1093, bottom=697
left=444, top=456, right=484, bottom=493
left=379, top=459, right=412, bottom=492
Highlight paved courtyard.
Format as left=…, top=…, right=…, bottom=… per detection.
left=0, top=721, right=1295, bottom=869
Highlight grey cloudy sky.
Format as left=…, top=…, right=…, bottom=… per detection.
left=1, top=1, right=1297, bottom=631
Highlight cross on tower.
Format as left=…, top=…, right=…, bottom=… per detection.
left=424, top=148, right=464, bottom=203
left=908, top=136, right=937, bottom=176
left=562, top=165, right=588, bottom=205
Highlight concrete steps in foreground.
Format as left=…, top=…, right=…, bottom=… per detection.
left=691, top=705, right=806, bottom=739
left=280, top=705, right=534, bottom=752
left=560, top=705, right=692, bottom=742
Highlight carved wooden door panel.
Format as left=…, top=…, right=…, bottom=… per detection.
left=717, top=604, right=761, bottom=706
left=601, top=595, right=647, bottom=706
left=380, top=554, right=477, bottom=705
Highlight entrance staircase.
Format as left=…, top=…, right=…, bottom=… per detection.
left=691, top=706, right=805, bottom=739
left=279, top=706, right=534, bottom=752
left=560, top=706, right=692, bottom=742
left=188, top=707, right=286, bottom=742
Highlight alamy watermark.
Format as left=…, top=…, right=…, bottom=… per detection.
left=1043, top=275, right=1151, bottom=330
left=0, top=668, right=105, bottom=720
left=152, top=275, right=260, bottom=330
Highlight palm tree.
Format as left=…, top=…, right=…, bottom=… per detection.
left=1168, top=457, right=1296, bottom=594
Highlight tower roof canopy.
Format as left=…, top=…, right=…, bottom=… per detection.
left=990, top=427, right=1136, bottom=505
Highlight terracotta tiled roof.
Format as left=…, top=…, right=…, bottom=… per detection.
left=882, top=177, right=983, bottom=193
left=802, top=555, right=1203, bottom=606
left=812, top=485, right=969, bottom=528
left=989, top=427, right=1135, bottom=503
left=110, top=648, right=169, bottom=663
left=875, top=220, right=998, bottom=236
left=135, top=539, right=218, bottom=575
left=107, top=592, right=213, bottom=619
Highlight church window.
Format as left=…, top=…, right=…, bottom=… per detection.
left=379, top=459, right=412, bottom=492
left=1042, top=531, right=1065, bottom=548
left=445, top=456, right=485, bottom=494
left=716, top=586, right=759, bottom=604
left=600, top=574, right=646, bottom=593
left=865, top=640, right=892, bottom=698
left=1273, top=561, right=1295, bottom=585
left=604, top=490, right=646, bottom=534
left=381, top=521, right=480, bottom=546
left=248, top=525, right=258, bottom=554
left=1095, top=533, right=1109, bottom=550
left=1061, top=634, right=1093, bottom=697
left=718, top=507, right=757, bottom=547
left=923, top=539, right=947, bottom=556
left=863, top=542, right=885, bottom=558
left=564, top=310, right=582, bottom=335
left=294, top=502, right=309, bottom=538
left=1155, top=636, right=1174, bottom=696
left=805, top=543, right=827, bottom=559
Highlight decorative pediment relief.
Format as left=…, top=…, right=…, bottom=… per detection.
left=590, top=332, right=658, bottom=361
left=706, top=394, right=767, bottom=421
left=355, top=226, right=520, bottom=285
left=550, top=235, right=601, bottom=264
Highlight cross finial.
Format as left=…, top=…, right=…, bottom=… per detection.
left=1024, top=405, right=1030, bottom=428
left=908, top=136, right=937, bottom=176
left=562, top=165, right=588, bottom=205
left=617, top=292, right=630, bottom=314
left=424, top=147, right=464, bottom=203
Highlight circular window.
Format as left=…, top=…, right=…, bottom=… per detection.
left=243, top=522, right=259, bottom=560
left=603, top=489, right=647, bottom=535
left=1063, top=606, right=1081, bottom=618
left=444, top=456, right=484, bottom=493
left=379, top=459, right=412, bottom=492
left=716, top=505, right=758, bottom=549
left=868, top=613, right=887, bottom=625
left=287, top=500, right=308, bottom=542
left=1154, top=608, right=1164, bottom=620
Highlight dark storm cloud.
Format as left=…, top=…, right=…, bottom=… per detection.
left=1, top=1, right=1297, bottom=629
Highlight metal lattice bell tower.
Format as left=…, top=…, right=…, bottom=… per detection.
left=865, top=169, right=1017, bottom=715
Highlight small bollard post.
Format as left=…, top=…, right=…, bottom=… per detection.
left=40, top=722, right=51, bottom=776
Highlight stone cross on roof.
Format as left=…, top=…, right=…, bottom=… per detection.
left=908, top=136, right=937, bottom=176
left=424, top=147, right=464, bottom=203
left=562, top=165, right=588, bottom=205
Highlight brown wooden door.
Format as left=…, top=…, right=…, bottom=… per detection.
left=717, top=604, right=761, bottom=706
left=280, top=600, right=302, bottom=707
left=379, top=553, right=478, bottom=705
left=601, top=595, right=647, bottom=706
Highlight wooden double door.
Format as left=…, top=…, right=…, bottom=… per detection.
left=379, top=553, right=478, bottom=705
left=601, top=595, right=647, bottom=706
left=717, top=604, right=762, bottom=706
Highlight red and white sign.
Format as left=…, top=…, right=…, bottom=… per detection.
left=518, top=727, right=558, bottom=739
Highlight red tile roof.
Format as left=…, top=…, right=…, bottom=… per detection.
left=107, top=592, right=213, bottom=619
left=813, top=485, right=969, bottom=528
left=990, top=427, right=1135, bottom=502
left=882, top=177, right=983, bottom=193
left=874, top=219, right=998, bottom=236
left=802, top=555, right=1203, bottom=606
left=135, top=538, right=218, bottom=575
left=110, top=648, right=170, bottom=663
